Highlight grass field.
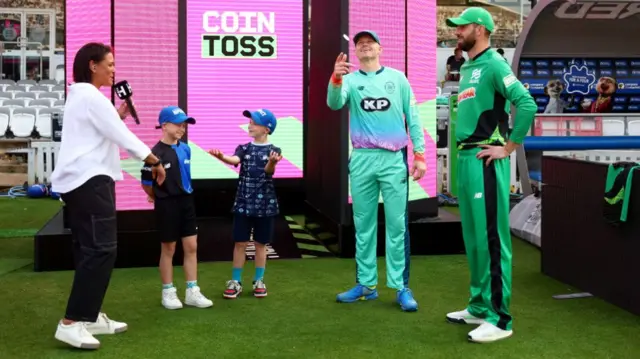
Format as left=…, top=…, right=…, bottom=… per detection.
left=0, top=198, right=639, bottom=359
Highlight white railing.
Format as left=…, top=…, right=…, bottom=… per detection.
left=7, top=141, right=59, bottom=184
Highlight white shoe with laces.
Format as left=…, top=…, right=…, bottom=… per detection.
left=446, top=309, right=486, bottom=325
left=84, top=312, right=128, bottom=335
left=162, top=287, right=183, bottom=310
left=468, top=322, right=513, bottom=343
left=54, top=321, right=101, bottom=350
left=185, top=286, right=213, bottom=308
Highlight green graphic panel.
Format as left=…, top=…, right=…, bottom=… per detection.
left=239, top=116, right=303, bottom=170
left=448, top=95, right=459, bottom=197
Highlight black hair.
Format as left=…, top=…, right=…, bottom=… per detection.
left=72, top=42, right=112, bottom=83
left=497, top=48, right=505, bottom=55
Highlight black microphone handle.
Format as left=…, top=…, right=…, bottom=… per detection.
left=125, top=98, right=140, bottom=125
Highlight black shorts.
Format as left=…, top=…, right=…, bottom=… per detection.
left=154, top=195, right=197, bottom=243
left=233, top=214, right=275, bottom=244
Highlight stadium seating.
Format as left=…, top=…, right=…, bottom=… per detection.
left=0, top=79, right=65, bottom=140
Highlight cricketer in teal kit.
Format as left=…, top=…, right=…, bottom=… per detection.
left=327, top=30, right=426, bottom=312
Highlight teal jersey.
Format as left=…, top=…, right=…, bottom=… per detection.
left=456, top=48, right=537, bottom=146
left=326, top=66, right=425, bottom=153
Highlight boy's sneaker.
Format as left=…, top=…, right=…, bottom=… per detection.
left=162, top=287, right=183, bottom=310
left=84, top=312, right=128, bottom=335
left=396, top=288, right=418, bottom=312
left=468, top=322, right=513, bottom=343
left=54, top=321, right=100, bottom=350
left=185, top=286, right=213, bottom=308
left=253, top=279, right=268, bottom=298
left=446, top=309, right=486, bottom=325
left=223, top=280, right=243, bottom=299
left=336, top=284, right=378, bottom=303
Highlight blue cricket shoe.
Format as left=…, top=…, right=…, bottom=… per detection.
left=397, top=288, right=418, bottom=312
left=336, top=284, right=379, bottom=303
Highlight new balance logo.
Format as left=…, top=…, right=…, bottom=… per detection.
left=360, top=97, right=391, bottom=112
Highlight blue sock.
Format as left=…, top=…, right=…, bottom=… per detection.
left=162, top=283, right=173, bottom=289
left=232, top=267, right=243, bottom=282
left=186, top=280, right=197, bottom=289
left=254, top=267, right=265, bottom=281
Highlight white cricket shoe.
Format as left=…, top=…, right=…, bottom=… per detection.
left=446, top=309, right=486, bottom=325
left=84, top=312, right=128, bottom=335
left=54, top=321, right=100, bottom=350
left=468, top=322, right=513, bottom=343
left=185, top=286, right=213, bottom=308
left=162, top=287, right=183, bottom=310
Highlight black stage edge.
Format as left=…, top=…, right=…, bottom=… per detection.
left=541, top=156, right=640, bottom=316
left=303, top=199, right=465, bottom=259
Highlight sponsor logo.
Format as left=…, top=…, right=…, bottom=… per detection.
left=457, top=87, right=476, bottom=104
left=360, top=97, right=391, bottom=112
left=469, top=69, right=482, bottom=84
left=503, top=74, right=517, bottom=88
left=554, top=1, right=640, bottom=19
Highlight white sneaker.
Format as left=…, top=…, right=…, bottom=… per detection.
left=162, top=287, right=183, bottom=310
left=84, top=312, right=128, bottom=335
left=185, top=286, right=213, bottom=308
left=446, top=309, right=486, bottom=325
left=54, top=321, right=101, bottom=350
left=468, top=322, right=513, bottom=343
left=223, top=280, right=243, bottom=299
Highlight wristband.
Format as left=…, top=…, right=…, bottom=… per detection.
left=414, top=153, right=425, bottom=162
left=331, top=73, right=343, bottom=86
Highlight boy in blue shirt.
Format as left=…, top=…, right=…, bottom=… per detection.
left=208, top=109, right=282, bottom=298
left=141, top=106, right=213, bottom=310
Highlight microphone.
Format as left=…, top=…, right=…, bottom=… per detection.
left=113, top=80, right=140, bottom=125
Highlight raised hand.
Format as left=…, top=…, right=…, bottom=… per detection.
left=333, top=52, right=354, bottom=79
left=268, top=150, right=283, bottom=164
left=208, top=149, right=224, bottom=159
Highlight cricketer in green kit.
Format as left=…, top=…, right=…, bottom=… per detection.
left=444, top=7, right=537, bottom=343
left=326, top=30, right=426, bottom=312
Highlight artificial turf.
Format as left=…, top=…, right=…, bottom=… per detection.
left=0, top=199, right=638, bottom=358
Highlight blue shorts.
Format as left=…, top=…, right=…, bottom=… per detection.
left=232, top=214, right=275, bottom=244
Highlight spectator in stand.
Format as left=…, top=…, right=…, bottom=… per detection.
left=446, top=48, right=465, bottom=81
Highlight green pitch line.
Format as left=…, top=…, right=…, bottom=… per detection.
left=418, top=99, right=437, bottom=143
left=240, top=116, right=303, bottom=170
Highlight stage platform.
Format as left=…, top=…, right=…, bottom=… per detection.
left=33, top=206, right=464, bottom=272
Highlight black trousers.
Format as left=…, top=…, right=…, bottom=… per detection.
left=60, top=175, right=118, bottom=322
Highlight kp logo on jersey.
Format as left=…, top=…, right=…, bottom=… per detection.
left=360, top=97, right=391, bottom=112
left=457, top=87, right=476, bottom=104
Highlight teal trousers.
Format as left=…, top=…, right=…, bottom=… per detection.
left=349, top=148, right=410, bottom=290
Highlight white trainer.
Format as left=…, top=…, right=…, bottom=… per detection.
left=446, top=309, right=486, bottom=325
left=54, top=321, right=101, bottom=350
left=468, top=322, right=513, bottom=343
left=84, top=312, right=128, bottom=335
left=162, top=287, right=183, bottom=310
left=185, top=286, right=213, bottom=308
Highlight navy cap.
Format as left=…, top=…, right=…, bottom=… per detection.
left=243, top=109, right=277, bottom=134
left=353, top=30, right=380, bottom=45
left=156, top=106, right=196, bottom=129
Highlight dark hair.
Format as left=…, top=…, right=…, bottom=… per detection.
left=72, top=42, right=112, bottom=83
left=497, top=48, right=504, bottom=55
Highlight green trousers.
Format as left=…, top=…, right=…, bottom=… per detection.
left=349, top=148, right=410, bottom=290
left=457, top=148, right=513, bottom=330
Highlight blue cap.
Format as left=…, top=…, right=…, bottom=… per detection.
left=353, top=30, right=380, bottom=45
left=243, top=109, right=277, bottom=134
left=156, top=106, right=196, bottom=129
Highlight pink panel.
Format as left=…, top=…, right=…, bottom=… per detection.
left=407, top=0, right=437, bottom=197
left=64, top=0, right=111, bottom=99
left=186, top=1, right=304, bottom=179
left=113, top=0, right=179, bottom=210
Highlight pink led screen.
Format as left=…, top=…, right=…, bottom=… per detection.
left=64, top=0, right=111, bottom=99
left=347, top=0, right=437, bottom=203
left=186, top=0, right=304, bottom=180
left=112, top=0, right=180, bottom=210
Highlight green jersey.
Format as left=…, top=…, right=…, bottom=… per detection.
left=455, top=48, right=537, bottom=147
